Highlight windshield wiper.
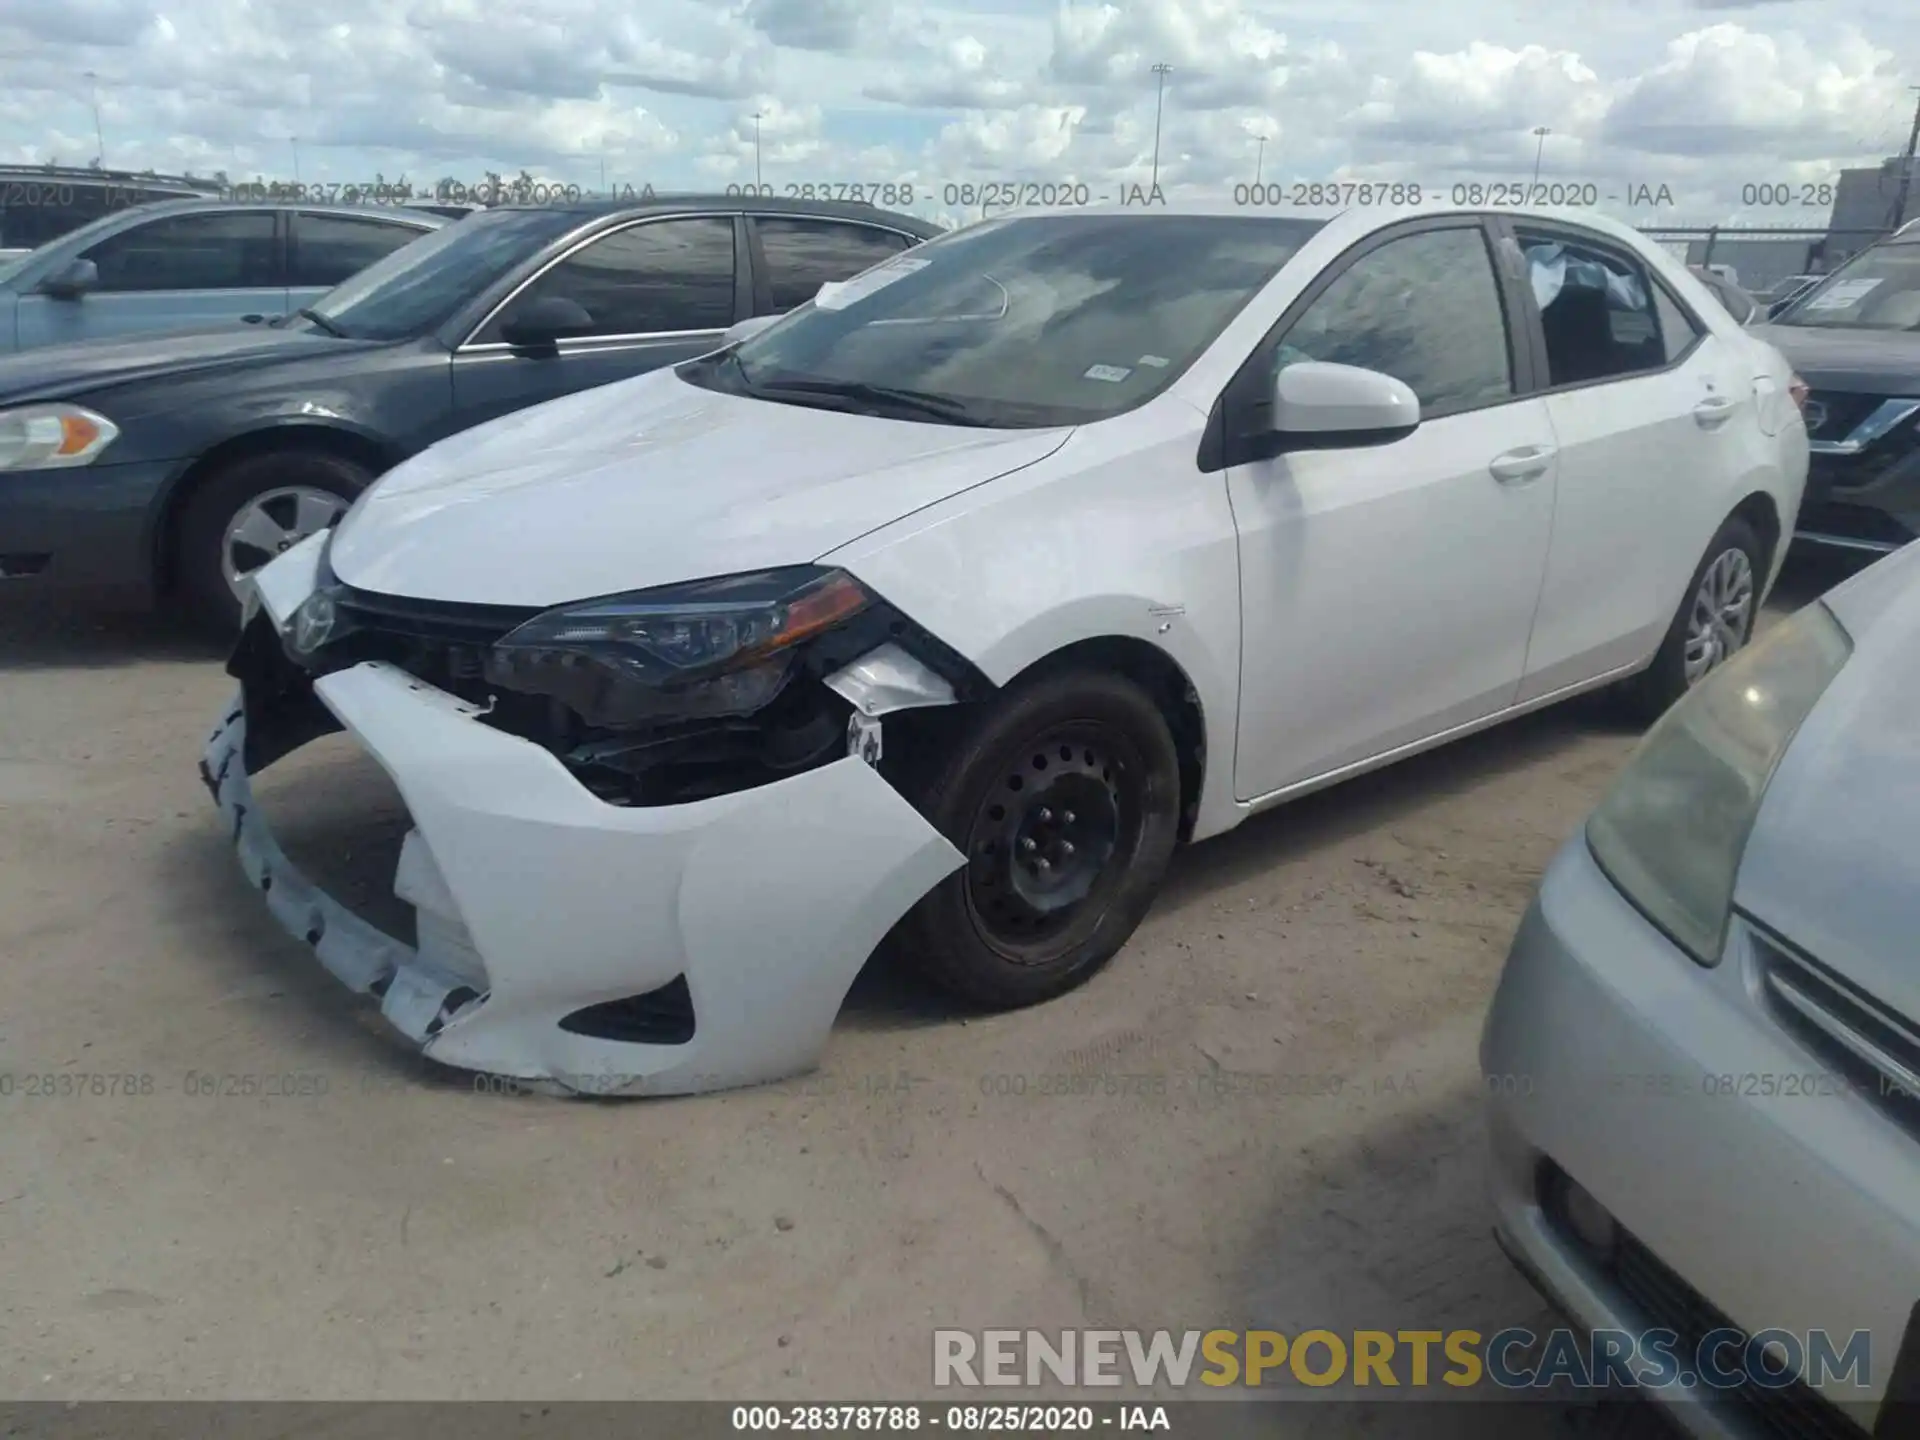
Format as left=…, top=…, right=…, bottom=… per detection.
left=295, top=307, right=348, bottom=338
left=751, top=377, right=987, bottom=425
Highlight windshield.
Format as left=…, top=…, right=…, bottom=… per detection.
left=1775, top=242, right=1920, bottom=330
left=696, top=213, right=1324, bottom=428
left=0, top=254, right=27, bottom=285
left=301, top=208, right=581, bottom=341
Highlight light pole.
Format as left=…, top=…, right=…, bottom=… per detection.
left=85, top=72, right=106, bottom=166
left=1530, top=126, right=1550, bottom=189
left=1255, top=134, right=1267, bottom=186
left=290, top=135, right=302, bottom=187
left=752, top=110, right=764, bottom=189
left=1149, top=63, right=1172, bottom=190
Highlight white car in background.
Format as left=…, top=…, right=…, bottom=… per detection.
left=205, top=202, right=1810, bottom=1096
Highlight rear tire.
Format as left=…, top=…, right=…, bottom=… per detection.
left=1623, top=514, right=1763, bottom=723
left=891, top=669, right=1182, bottom=1009
left=175, top=450, right=370, bottom=631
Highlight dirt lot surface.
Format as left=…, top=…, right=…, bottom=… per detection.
left=0, top=558, right=1852, bottom=1431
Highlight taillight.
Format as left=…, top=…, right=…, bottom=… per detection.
left=1788, top=374, right=1810, bottom=411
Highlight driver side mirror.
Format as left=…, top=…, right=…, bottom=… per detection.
left=1269, top=361, right=1421, bottom=449
left=500, top=295, right=595, bottom=351
left=38, top=257, right=98, bottom=301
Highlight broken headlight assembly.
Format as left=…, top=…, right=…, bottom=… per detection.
left=483, top=567, right=873, bottom=727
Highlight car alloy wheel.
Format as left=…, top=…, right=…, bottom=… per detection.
left=221, top=485, right=348, bottom=603
left=962, top=723, right=1134, bottom=955
left=1682, top=546, right=1755, bottom=685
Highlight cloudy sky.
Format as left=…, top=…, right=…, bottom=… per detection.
left=2, top=0, right=1916, bottom=228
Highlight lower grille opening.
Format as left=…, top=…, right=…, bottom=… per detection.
left=560, top=976, right=696, bottom=1046
left=1538, top=1160, right=1874, bottom=1440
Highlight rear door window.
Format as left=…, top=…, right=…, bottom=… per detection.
left=81, top=211, right=280, bottom=291
left=752, top=218, right=913, bottom=312
left=290, top=212, right=431, bottom=288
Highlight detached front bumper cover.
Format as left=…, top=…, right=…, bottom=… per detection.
left=202, top=537, right=965, bottom=1097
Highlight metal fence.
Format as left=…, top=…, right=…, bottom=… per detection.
left=1635, top=226, right=1894, bottom=295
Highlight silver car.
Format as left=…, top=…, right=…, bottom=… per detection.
left=0, top=199, right=443, bottom=353
left=1482, top=542, right=1920, bottom=1438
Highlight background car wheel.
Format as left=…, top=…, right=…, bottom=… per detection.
left=175, top=450, right=371, bottom=630
left=891, top=669, right=1182, bottom=1009
left=1624, top=513, right=1763, bottom=722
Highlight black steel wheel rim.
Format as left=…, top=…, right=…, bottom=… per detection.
left=961, top=721, right=1142, bottom=959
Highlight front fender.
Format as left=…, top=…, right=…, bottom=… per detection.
left=825, top=414, right=1247, bottom=841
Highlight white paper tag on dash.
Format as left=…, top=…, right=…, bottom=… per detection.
left=813, top=256, right=930, bottom=310
left=1084, top=364, right=1132, bottom=383
left=1138, top=354, right=1170, bottom=368
left=1802, top=277, right=1882, bottom=311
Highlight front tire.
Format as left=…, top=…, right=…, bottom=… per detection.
left=175, top=450, right=370, bottom=631
left=891, top=669, right=1182, bottom=1009
left=1625, top=513, right=1763, bottom=721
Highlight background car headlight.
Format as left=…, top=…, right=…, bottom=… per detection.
left=485, top=566, right=871, bottom=727
left=1585, top=602, right=1853, bottom=965
left=0, top=403, right=119, bottom=470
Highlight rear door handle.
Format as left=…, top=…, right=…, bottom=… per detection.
left=1693, top=395, right=1739, bottom=427
left=1488, top=445, right=1556, bottom=484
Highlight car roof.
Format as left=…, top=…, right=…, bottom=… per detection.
left=484, top=192, right=943, bottom=236
left=947, top=199, right=1680, bottom=255
left=98, top=197, right=448, bottom=226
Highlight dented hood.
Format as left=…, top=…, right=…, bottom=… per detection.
left=329, top=366, right=1072, bottom=607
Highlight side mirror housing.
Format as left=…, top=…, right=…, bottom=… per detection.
left=1270, top=361, right=1421, bottom=449
left=719, top=313, right=781, bottom=348
left=38, top=258, right=98, bottom=301
left=500, top=295, right=594, bottom=350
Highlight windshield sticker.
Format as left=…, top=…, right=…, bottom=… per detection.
left=813, top=256, right=931, bottom=310
left=1802, top=277, right=1883, bottom=311
left=1137, top=354, right=1170, bottom=368
left=1084, top=364, right=1133, bottom=383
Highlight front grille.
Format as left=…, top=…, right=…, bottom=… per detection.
left=1610, top=1234, right=1873, bottom=1440
left=1539, top=1163, right=1875, bottom=1440
left=1750, top=923, right=1920, bottom=1139
left=309, top=583, right=541, bottom=705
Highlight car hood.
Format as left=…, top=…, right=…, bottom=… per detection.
left=328, top=366, right=1074, bottom=607
left=0, top=324, right=364, bottom=405
left=1748, top=322, right=1920, bottom=395
left=1734, top=544, right=1920, bottom=1017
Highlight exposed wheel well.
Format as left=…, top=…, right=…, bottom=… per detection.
left=1731, top=490, right=1782, bottom=580
left=1012, top=637, right=1207, bottom=842
left=153, top=426, right=396, bottom=594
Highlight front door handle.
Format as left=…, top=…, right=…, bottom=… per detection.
left=1488, top=445, right=1556, bottom=484
left=1693, top=395, right=1739, bottom=427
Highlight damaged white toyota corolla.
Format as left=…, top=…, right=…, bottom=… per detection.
left=204, top=202, right=1808, bottom=1095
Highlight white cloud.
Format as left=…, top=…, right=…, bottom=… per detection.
left=0, top=0, right=1913, bottom=224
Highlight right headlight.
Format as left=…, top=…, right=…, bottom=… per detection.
left=0, top=403, right=120, bottom=470
left=1585, top=602, right=1853, bottom=966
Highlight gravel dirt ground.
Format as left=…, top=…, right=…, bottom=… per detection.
left=0, top=555, right=1856, bottom=1432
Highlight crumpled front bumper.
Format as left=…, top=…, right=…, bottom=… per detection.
left=201, top=536, right=965, bottom=1097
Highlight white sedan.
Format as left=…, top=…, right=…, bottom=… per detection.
left=204, top=201, right=1810, bottom=1096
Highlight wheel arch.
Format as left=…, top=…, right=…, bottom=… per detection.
left=1729, top=489, right=1783, bottom=590
left=152, top=423, right=399, bottom=594
left=1001, top=635, right=1209, bottom=843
